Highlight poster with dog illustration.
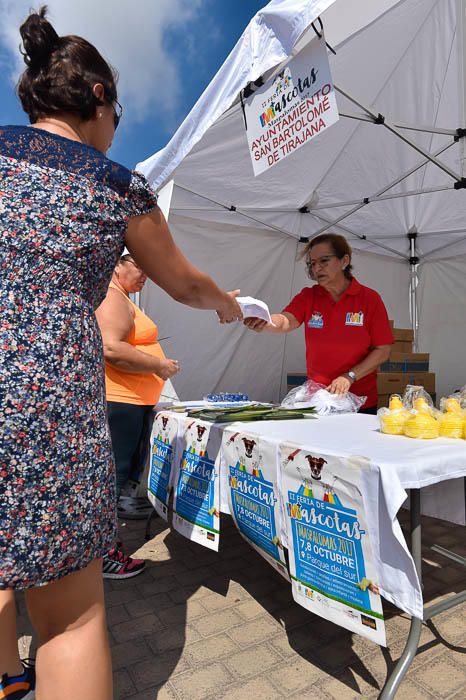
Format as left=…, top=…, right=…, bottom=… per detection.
left=172, top=418, right=221, bottom=551
left=280, top=443, right=386, bottom=645
left=148, top=411, right=180, bottom=520
left=223, top=429, right=289, bottom=580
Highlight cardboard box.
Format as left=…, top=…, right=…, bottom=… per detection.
left=380, top=353, right=429, bottom=373
left=392, top=327, right=414, bottom=342
left=391, top=341, right=412, bottom=355
left=377, top=371, right=435, bottom=395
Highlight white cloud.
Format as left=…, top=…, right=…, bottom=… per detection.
left=0, top=0, right=206, bottom=126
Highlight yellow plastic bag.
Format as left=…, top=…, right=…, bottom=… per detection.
left=378, top=394, right=409, bottom=435
left=439, top=397, right=464, bottom=439
left=404, top=401, right=440, bottom=439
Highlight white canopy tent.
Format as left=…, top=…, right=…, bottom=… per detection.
left=137, top=0, right=466, bottom=404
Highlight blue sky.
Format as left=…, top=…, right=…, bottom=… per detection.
left=0, top=0, right=265, bottom=169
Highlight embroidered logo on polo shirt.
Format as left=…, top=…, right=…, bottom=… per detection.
left=345, top=310, right=364, bottom=326
left=308, top=311, right=324, bottom=328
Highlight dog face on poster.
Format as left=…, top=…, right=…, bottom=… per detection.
left=238, top=436, right=263, bottom=476
left=185, top=420, right=210, bottom=457
left=302, top=454, right=327, bottom=500
left=282, top=449, right=328, bottom=501
left=156, top=413, right=175, bottom=444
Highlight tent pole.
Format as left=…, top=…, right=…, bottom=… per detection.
left=408, top=228, right=419, bottom=352
left=335, top=84, right=462, bottom=181
left=457, top=0, right=466, bottom=177
left=340, top=111, right=457, bottom=136
left=304, top=184, right=454, bottom=210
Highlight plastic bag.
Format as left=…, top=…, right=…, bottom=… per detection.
left=401, top=389, right=440, bottom=439
left=204, top=392, right=249, bottom=403
left=403, top=410, right=440, bottom=439
left=442, top=387, right=466, bottom=411
left=438, top=396, right=464, bottom=439
left=402, top=385, right=434, bottom=411
left=281, top=379, right=366, bottom=415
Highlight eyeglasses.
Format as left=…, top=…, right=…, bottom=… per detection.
left=110, top=99, right=123, bottom=130
left=306, top=254, right=337, bottom=271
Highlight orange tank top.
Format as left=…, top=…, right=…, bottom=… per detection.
left=104, top=282, right=166, bottom=406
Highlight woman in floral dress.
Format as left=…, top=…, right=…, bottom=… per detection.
left=0, top=8, right=242, bottom=700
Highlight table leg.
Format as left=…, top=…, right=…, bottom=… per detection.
left=379, top=489, right=422, bottom=699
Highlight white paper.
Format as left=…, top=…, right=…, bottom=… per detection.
left=237, top=296, right=274, bottom=325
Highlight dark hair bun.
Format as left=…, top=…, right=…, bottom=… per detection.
left=20, top=6, right=59, bottom=69
left=17, top=5, right=117, bottom=124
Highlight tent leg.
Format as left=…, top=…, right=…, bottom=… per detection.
left=379, top=489, right=422, bottom=699
left=408, top=229, right=419, bottom=351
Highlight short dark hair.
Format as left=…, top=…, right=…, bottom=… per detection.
left=17, top=6, right=118, bottom=124
left=304, top=233, right=353, bottom=280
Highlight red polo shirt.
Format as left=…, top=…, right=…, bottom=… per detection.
left=283, top=278, right=394, bottom=408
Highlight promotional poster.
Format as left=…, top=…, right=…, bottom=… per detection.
left=223, top=428, right=289, bottom=580
left=280, top=443, right=386, bottom=645
left=172, top=418, right=221, bottom=551
left=148, top=411, right=179, bottom=520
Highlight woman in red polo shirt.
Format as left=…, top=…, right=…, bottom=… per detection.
left=244, top=233, right=393, bottom=414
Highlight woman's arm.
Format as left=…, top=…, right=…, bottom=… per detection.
left=125, top=207, right=241, bottom=323
left=327, top=345, right=391, bottom=395
left=244, top=312, right=300, bottom=334
left=95, top=288, right=179, bottom=379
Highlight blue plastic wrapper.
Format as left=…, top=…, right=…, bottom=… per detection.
left=205, top=392, right=249, bottom=403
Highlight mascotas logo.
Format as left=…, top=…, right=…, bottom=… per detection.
left=308, top=311, right=324, bottom=329
left=258, top=65, right=319, bottom=128
left=345, top=310, right=364, bottom=326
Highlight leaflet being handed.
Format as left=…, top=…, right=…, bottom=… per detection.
left=237, top=296, right=275, bottom=326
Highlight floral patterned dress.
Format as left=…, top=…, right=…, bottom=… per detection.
left=0, top=125, right=157, bottom=589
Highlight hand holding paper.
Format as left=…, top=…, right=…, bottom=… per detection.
left=237, top=296, right=275, bottom=326
left=216, top=289, right=243, bottom=323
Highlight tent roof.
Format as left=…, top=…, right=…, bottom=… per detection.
left=138, top=0, right=466, bottom=261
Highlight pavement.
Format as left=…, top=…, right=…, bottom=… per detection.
left=17, top=507, right=466, bottom=699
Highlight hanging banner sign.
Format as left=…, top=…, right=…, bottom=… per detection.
left=147, top=411, right=179, bottom=520
left=223, top=429, right=289, bottom=580
left=280, top=444, right=386, bottom=645
left=244, top=35, right=339, bottom=176
left=172, top=418, right=221, bottom=551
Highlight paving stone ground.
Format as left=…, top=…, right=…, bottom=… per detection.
left=17, top=508, right=466, bottom=699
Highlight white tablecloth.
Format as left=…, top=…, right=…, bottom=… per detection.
left=161, top=412, right=466, bottom=618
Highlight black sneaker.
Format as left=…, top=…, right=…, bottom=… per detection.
left=0, top=659, right=35, bottom=699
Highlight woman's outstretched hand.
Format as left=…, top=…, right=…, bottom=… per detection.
left=243, top=317, right=268, bottom=332
left=216, top=290, right=243, bottom=324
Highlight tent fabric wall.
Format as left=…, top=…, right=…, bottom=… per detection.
left=417, top=253, right=466, bottom=399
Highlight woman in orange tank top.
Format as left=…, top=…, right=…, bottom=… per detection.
left=96, top=253, right=180, bottom=577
